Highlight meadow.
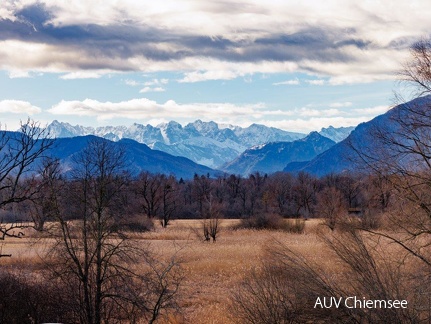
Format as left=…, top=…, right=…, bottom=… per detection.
left=2, top=212, right=429, bottom=324
left=1, top=218, right=332, bottom=323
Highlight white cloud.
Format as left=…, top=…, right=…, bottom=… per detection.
left=125, top=78, right=169, bottom=89
left=178, top=70, right=241, bottom=83
left=0, top=100, right=42, bottom=114
left=124, top=79, right=140, bottom=86
left=144, top=78, right=169, bottom=86
left=45, top=96, right=391, bottom=133
left=276, top=107, right=343, bottom=118
left=38, top=1, right=431, bottom=45
left=1, top=1, right=430, bottom=83
left=328, top=75, right=393, bottom=85
left=139, top=86, right=165, bottom=93
left=0, top=40, right=134, bottom=74
left=48, top=98, right=267, bottom=121
left=8, top=70, right=32, bottom=78
left=60, top=71, right=103, bottom=80
left=0, top=1, right=15, bottom=21
left=306, top=79, right=326, bottom=86
left=273, top=79, right=300, bottom=86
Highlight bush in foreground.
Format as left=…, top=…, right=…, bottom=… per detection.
left=231, top=229, right=428, bottom=323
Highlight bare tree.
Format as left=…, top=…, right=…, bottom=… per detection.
left=192, top=174, right=212, bottom=215
left=134, top=173, right=177, bottom=228
left=160, top=175, right=176, bottom=228
left=203, top=196, right=222, bottom=243
left=46, top=139, right=180, bottom=323
left=142, top=252, right=182, bottom=323
left=136, top=172, right=162, bottom=219
left=347, top=38, right=431, bottom=268
left=0, top=119, right=52, bottom=254
left=316, top=187, right=347, bottom=231
left=340, top=175, right=362, bottom=209
left=399, top=38, right=431, bottom=98
left=46, top=139, right=131, bottom=323
left=293, top=172, right=317, bottom=218
left=271, top=173, right=294, bottom=216
left=192, top=194, right=222, bottom=242
left=28, top=157, right=63, bottom=231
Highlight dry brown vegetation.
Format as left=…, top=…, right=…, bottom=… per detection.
left=0, top=219, right=325, bottom=323
left=4, top=217, right=427, bottom=323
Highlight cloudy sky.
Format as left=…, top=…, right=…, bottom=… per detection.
left=0, top=0, right=430, bottom=132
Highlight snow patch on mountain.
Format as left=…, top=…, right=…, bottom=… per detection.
left=319, top=125, right=355, bottom=142
left=223, top=132, right=336, bottom=176
left=46, top=120, right=354, bottom=169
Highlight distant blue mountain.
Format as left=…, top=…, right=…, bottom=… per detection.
left=222, top=132, right=336, bottom=176
left=47, top=119, right=306, bottom=169
left=285, top=95, right=431, bottom=176
left=47, top=119, right=355, bottom=169
left=46, top=135, right=219, bottom=179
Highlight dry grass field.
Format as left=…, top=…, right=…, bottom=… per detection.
left=0, top=219, right=332, bottom=323
left=0, top=218, right=425, bottom=323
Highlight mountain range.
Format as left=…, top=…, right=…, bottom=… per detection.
left=46, top=120, right=354, bottom=168
left=284, top=95, right=431, bottom=176
left=46, top=135, right=219, bottom=179
left=2, top=96, right=426, bottom=179
left=7, top=96, right=429, bottom=179
left=222, top=132, right=336, bottom=176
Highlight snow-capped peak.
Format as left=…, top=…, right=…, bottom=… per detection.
left=45, top=119, right=355, bottom=169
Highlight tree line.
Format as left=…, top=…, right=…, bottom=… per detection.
left=7, top=163, right=393, bottom=233
left=0, top=120, right=394, bottom=237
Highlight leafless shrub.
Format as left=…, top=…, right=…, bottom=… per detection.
left=237, top=213, right=305, bottom=233
left=195, top=194, right=222, bottom=242
left=231, top=244, right=348, bottom=324
left=232, top=229, right=427, bottom=323
left=321, top=229, right=426, bottom=323
left=316, top=186, right=347, bottom=231
left=138, top=252, right=183, bottom=323
left=284, top=218, right=306, bottom=234
left=231, top=265, right=301, bottom=324
left=116, top=214, right=154, bottom=232
left=0, top=270, right=70, bottom=323
left=204, top=217, right=221, bottom=242
left=238, top=213, right=285, bottom=230
left=359, top=210, right=383, bottom=230
left=202, top=219, right=211, bottom=241
left=191, top=217, right=220, bottom=242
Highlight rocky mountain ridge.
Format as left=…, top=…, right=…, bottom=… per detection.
left=46, top=120, right=354, bottom=168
